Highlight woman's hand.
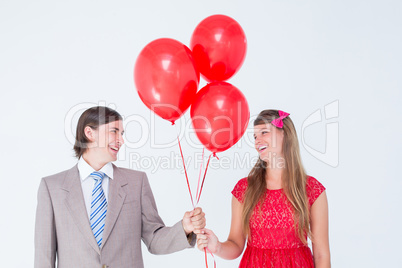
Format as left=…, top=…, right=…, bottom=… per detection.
left=194, top=197, right=246, bottom=260
left=196, top=228, right=220, bottom=254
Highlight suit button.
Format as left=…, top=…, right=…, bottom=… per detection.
left=102, top=265, right=108, bottom=268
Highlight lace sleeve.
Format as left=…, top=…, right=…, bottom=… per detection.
left=306, top=176, right=326, bottom=207
left=231, top=177, right=248, bottom=203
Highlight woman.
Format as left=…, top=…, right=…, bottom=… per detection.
left=197, top=110, right=330, bottom=267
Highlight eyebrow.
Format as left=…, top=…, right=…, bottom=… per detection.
left=257, top=127, right=269, bottom=132
left=253, top=127, right=269, bottom=136
left=111, top=127, right=124, bottom=134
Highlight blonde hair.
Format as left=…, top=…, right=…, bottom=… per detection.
left=242, top=110, right=310, bottom=244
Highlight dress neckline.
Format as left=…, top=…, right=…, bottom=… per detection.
left=266, top=188, right=282, bottom=191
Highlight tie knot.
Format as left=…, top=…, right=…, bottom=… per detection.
left=90, top=171, right=106, bottom=182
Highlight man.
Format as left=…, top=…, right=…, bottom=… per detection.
left=35, top=106, right=205, bottom=267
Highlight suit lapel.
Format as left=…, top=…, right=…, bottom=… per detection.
left=62, top=165, right=101, bottom=255
left=101, top=164, right=127, bottom=248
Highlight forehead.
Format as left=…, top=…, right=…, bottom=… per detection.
left=102, top=120, right=124, bottom=129
left=254, top=123, right=272, bottom=132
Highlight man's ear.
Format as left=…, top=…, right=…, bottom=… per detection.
left=84, top=126, right=95, bottom=142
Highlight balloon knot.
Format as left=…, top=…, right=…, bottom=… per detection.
left=171, top=121, right=175, bottom=126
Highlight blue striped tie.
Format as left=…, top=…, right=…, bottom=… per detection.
left=89, top=171, right=107, bottom=247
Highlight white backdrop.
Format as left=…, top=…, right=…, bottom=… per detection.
left=1, top=0, right=401, bottom=267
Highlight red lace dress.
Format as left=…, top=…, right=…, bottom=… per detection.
left=232, top=176, right=325, bottom=268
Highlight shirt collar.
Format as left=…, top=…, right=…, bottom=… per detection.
left=78, top=157, right=114, bottom=181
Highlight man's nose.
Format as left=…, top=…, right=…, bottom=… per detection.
left=118, top=133, right=124, bottom=145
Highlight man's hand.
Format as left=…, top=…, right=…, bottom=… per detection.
left=182, top=207, right=206, bottom=235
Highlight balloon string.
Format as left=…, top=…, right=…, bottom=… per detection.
left=173, top=124, right=217, bottom=267
left=175, top=125, right=195, bottom=208
left=196, top=153, right=212, bottom=205
left=195, top=148, right=205, bottom=203
left=196, top=152, right=218, bottom=206
left=204, top=248, right=208, bottom=268
left=204, top=248, right=217, bottom=268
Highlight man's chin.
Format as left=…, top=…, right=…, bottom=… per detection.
left=110, top=154, right=118, bottom=162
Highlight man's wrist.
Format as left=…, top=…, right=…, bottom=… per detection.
left=186, top=231, right=194, bottom=244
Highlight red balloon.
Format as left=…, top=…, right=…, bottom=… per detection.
left=190, top=15, right=247, bottom=82
left=134, top=38, right=200, bottom=123
left=190, top=82, right=250, bottom=153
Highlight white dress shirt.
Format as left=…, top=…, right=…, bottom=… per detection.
left=77, top=157, right=114, bottom=219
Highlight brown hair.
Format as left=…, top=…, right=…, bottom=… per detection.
left=242, top=109, right=310, bottom=244
left=73, top=106, right=123, bottom=158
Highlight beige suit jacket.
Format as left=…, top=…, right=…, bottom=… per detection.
left=34, top=164, right=194, bottom=268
